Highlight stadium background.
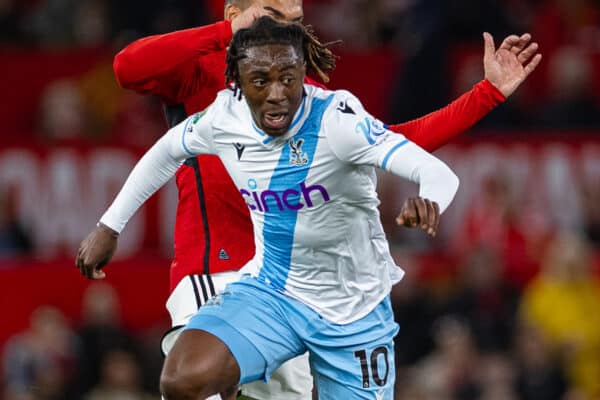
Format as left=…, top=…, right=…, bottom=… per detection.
left=1, top=0, right=599, bottom=398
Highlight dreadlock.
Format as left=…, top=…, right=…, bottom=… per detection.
left=225, top=16, right=338, bottom=99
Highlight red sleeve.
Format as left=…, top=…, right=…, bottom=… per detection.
left=113, top=20, right=232, bottom=103
left=388, top=79, right=506, bottom=152
left=304, top=76, right=327, bottom=89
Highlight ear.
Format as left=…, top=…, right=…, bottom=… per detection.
left=225, top=4, right=242, bottom=21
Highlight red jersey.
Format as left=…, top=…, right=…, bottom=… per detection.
left=113, top=20, right=505, bottom=291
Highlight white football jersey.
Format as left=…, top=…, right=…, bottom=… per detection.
left=101, top=84, right=458, bottom=324
left=174, top=84, right=455, bottom=324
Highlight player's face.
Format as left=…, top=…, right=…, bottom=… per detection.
left=258, top=0, right=304, bottom=23
left=239, top=44, right=305, bottom=137
left=261, top=0, right=304, bottom=22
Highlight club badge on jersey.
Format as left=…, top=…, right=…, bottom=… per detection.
left=289, top=138, right=308, bottom=166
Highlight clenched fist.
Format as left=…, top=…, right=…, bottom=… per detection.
left=75, top=223, right=119, bottom=279
left=396, top=197, right=440, bottom=237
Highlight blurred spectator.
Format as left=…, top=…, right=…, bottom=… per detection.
left=37, top=79, right=87, bottom=143
left=391, top=254, right=436, bottom=367
left=446, top=247, right=519, bottom=352
left=83, top=349, right=154, bottom=400
left=412, top=315, right=480, bottom=400
left=389, top=0, right=514, bottom=123
left=0, top=0, right=25, bottom=42
left=18, top=0, right=115, bottom=48
left=73, top=0, right=112, bottom=46
left=305, top=0, right=381, bottom=49
left=22, top=0, right=78, bottom=47
left=456, top=174, right=539, bottom=288
left=535, top=46, right=600, bottom=129
left=519, top=231, right=600, bottom=397
left=531, top=0, right=600, bottom=54
left=0, top=190, right=32, bottom=259
left=69, top=282, right=138, bottom=398
left=2, top=306, right=78, bottom=400
left=475, top=353, right=519, bottom=400
left=580, top=177, right=600, bottom=246
left=77, top=41, right=165, bottom=146
left=513, top=322, right=569, bottom=400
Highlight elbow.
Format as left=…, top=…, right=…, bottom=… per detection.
left=425, top=163, right=459, bottom=214
left=113, top=51, right=136, bottom=89
left=448, top=169, right=460, bottom=198
left=439, top=167, right=459, bottom=214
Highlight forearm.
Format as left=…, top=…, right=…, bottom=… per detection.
left=384, top=142, right=459, bottom=213
left=100, top=130, right=187, bottom=233
left=389, top=79, right=505, bottom=152
left=113, top=20, right=232, bottom=89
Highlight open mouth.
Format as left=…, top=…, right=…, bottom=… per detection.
left=262, top=111, right=290, bottom=132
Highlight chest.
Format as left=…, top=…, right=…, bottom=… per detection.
left=216, top=130, right=353, bottom=213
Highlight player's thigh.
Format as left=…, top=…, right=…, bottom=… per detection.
left=242, top=352, right=313, bottom=400
left=307, top=297, right=398, bottom=400
left=187, top=276, right=305, bottom=384
left=162, top=328, right=240, bottom=391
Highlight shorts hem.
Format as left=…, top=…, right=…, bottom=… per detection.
left=184, top=315, right=266, bottom=384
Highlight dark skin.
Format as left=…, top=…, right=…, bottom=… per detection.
left=77, top=0, right=543, bottom=287
left=76, top=3, right=542, bottom=400
left=76, top=222, right=117, bottom=280
left=160, top=330, right=241, bottom=399
left=239, top=44, right=305, bottom=136
left=76, top=43, right=443, bottom=399
left=76, top=45, right=441, bottom=280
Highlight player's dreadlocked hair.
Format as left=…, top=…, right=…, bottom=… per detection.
left=225, top=16, right=338, bottom=99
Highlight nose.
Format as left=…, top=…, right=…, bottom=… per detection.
left=266, top=82, right=286, bottom=104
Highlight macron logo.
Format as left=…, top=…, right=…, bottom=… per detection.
left=240, top=182, right=330, bottom=212
left=233, top=143, right=245, bottom=160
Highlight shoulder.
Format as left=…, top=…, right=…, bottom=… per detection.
left=304, top=85, right=363, bottom=117
left=191, top=88, right=250, bottom=135
left=196, top=88, right=242, bottom=123
left=315, top=88, right=365, bottom=128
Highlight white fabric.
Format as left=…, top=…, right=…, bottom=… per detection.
left=165, top=271, right=242, bottom=327
left=100, top=85, right=458, bottom=324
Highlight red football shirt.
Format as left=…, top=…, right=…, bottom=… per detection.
left=113, top=20, right=505, bottom=291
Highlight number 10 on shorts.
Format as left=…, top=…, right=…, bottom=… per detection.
left=354, top=346, right=390, bottom=388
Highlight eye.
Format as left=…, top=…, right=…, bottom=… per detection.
left=282, top=77, right=295, bottom=85
left=252, top=78, right=266, bottom=88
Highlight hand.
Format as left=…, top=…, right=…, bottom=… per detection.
left=483, top=32, right=543, bottom=98
left=75, top=223, right=119, bottom=279
left=231, top=4, right=271, bottom=34
left=396, top=197, right=440, bottom=237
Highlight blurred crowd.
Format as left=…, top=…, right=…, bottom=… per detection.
left=1, top=0, right=600, bottom=399
left=3, top=231, right=600, bottom=399
left=0, top=0, right=599, bottom=148
left=2, top=283, right=165, bottom=400
left=391, top=231, right=600, bottom=400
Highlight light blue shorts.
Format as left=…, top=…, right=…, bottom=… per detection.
left=184, top=276, right=399, bottom=399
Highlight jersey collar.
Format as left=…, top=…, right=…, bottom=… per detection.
left=248, top=89, right=311, bottom=148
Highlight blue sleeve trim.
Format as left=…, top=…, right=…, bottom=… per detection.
left=181, top=118, right=196, bottom=157
left=381, top=139, right=409, bottom=170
